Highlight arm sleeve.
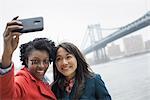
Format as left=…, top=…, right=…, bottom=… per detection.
left=95, top=74, right=112, bottom=100
left=0, top=63, right=24, bottom=99
left=0, top=64, right=15, bottom=99
left=0, top=63, right=13, bottom=75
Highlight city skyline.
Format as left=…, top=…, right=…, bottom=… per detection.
left=107, top=34, right=149, bottom=57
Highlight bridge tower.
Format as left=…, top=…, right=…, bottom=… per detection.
left=87, top=24, right=107, bottom=64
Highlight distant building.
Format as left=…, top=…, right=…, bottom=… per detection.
left=107, top=43, right=123, bottom=58
left=123, top=35, right=145, bottom=55
left=145, top=40, right=150, bottom=50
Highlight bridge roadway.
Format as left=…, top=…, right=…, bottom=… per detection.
left=83, top=11, right=150, bottom=55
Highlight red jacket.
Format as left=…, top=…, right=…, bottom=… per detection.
left=0, top=64, right=56, bottom=100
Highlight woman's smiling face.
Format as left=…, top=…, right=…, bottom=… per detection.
left=55, top=47, right=77, bottom=80
left=27, top=50, right=49, bottom=80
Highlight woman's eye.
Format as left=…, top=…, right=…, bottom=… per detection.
left=67, top=56, right=72, bottom=59
left=56, top=58, right=61, bottom=61
left=44, top=60, right=49, bottom=64
left=32, top=60, right=39, bottom=64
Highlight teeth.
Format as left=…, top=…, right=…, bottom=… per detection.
left=37, top=70, right=44, bottom=73
left=62, top=67, right=70, bottom=70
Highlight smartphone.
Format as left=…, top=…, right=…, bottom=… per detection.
left=17, top=17, right=44, bottom=33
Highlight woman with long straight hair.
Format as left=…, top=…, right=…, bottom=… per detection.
left=52, top=42, right=111, bottom=100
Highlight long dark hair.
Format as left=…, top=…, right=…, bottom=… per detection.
left=20, top=38, right=56, bottom=67
left=53, top=42, right=94, bottom=99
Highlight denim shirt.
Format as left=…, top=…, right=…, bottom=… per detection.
left=52, top=74, right=111, bottom=100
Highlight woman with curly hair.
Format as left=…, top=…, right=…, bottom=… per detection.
left=0, top=17, right=56, bottom=100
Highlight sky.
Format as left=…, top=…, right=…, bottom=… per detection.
left=0, top=0, right=150, bottom=67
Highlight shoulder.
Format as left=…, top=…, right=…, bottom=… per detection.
left=15, top=67, right=29, bottom=77
left=93, top=74, right=102, bottom=81
left=87, top=73, right=105, bottom=85
left=85, top=73, right=102, bottom=85
left=15, top=67, right=34, bottom=83
left=87, top=73, right=101, bottom=80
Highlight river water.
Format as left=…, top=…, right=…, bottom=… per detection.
left=91, top=53, right=150, bottom=100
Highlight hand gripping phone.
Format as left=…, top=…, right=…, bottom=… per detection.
left=17, top=17, right=44, bottom=33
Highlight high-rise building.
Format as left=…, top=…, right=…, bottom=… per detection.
left=107, top=43, right=123, bottom=58
left=145, top=40, right=150, bottom=50
left=123, top=35, right=144, bottom=55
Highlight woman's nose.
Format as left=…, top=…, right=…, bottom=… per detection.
left=62, top=59, right=68, bottom=65
left=39, top=62, right=45, bottom=68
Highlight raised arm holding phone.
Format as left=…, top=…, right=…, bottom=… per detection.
left=0, top=17, right=56, bottom=100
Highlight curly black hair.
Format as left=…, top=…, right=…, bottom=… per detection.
left=20, top=38, right=56, bottom=67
